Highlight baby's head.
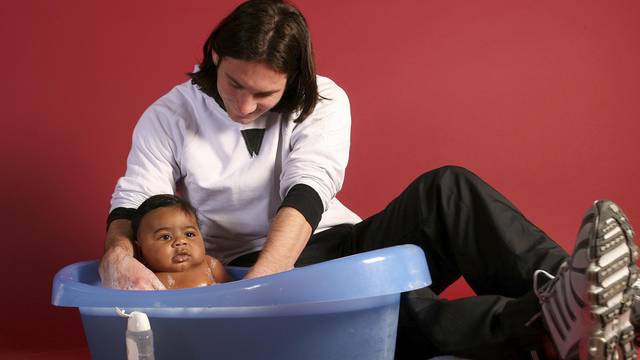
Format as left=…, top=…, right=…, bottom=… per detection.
left=131, top=194, right=206, bottom=273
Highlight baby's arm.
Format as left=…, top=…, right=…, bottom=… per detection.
left=207, top=256, right=232, bottom=283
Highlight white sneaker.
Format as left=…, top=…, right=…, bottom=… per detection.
left=631, top=278, right=640, bottom=346
left=535, top=200, right=638, bottom=359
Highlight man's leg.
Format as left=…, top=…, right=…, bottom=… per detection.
left=314, top=166, right=569, bottom=358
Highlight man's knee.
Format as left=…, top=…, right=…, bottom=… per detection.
left=417, top=165, right=477, bottom=186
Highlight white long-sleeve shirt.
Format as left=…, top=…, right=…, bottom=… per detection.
left=111, top=75, right=361, bottom=263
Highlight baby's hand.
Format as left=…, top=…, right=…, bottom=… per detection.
left=99, top=246, right=166, bottom=290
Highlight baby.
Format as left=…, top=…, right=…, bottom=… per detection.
left=131, top=194, right=231, bottom=289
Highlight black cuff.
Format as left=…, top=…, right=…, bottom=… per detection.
left=279, top=184, right=324, bottom=231
left=106, top=207, right=136, bottom=230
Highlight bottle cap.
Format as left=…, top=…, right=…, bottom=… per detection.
left=127, top=311, right=151, bottom=332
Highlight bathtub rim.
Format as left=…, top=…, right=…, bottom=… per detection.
left=52, top=244, right=431, bottom=309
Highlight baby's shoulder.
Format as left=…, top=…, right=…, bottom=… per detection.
left=205, top=255, right=220, bottom=268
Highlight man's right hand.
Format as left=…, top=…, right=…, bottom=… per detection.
left=99, top=246, right=166, bottom=290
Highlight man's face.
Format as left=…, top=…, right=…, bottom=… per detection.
left=215, top=55, right=288, bottom=124
left=136, top=206, right=206, bottom=273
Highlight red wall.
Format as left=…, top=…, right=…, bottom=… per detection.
left=2, top=0, right=639, bottom=354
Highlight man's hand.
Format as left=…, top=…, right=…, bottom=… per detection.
left=244, top=207, right=311, bottom=280
left=100, top=218, right=165, bottom=290
left=99, top=246, right=166, bottom=290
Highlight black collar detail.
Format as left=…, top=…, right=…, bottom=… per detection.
left=240, top=129, right=265, bottom=157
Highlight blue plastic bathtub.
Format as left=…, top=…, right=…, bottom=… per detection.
left=52, top=245, right=431, bottom=360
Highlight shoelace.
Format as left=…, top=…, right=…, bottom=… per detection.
left=533, top=262, right=569, bottom=302
left=525, top=264, right=567, bottom=327
left=533, top=269, right=558, bottom=301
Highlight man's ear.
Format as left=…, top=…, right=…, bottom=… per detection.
left=212, top=51, right=220, bottom=66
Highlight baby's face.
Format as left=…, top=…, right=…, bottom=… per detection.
left=136, top=206, right=206, bottom=273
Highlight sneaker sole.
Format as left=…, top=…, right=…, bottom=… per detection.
left=586, top=200, right=638, bottom=360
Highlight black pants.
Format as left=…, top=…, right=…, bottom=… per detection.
left=232, top=166, right=569, bottom=359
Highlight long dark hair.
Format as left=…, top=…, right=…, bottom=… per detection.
left=188, top=0, right=319, bottom=123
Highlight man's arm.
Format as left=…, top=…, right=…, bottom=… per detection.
left=102, top=93, right=184, bottom=289
left=244, top=207, right=312, bottom=279
left=99, top=219, right=166, bottom=290
left=104, top=219, right=135, bottom=254
left=251, top=79, right=353, bottom=279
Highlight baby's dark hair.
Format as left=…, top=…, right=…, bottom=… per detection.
left=131, top=194, right=199, bottom=241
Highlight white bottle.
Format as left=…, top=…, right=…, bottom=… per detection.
left=125, top=311, right=155, bottom=360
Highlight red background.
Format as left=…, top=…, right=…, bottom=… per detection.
left=1, top=0, right=639, bottom=357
